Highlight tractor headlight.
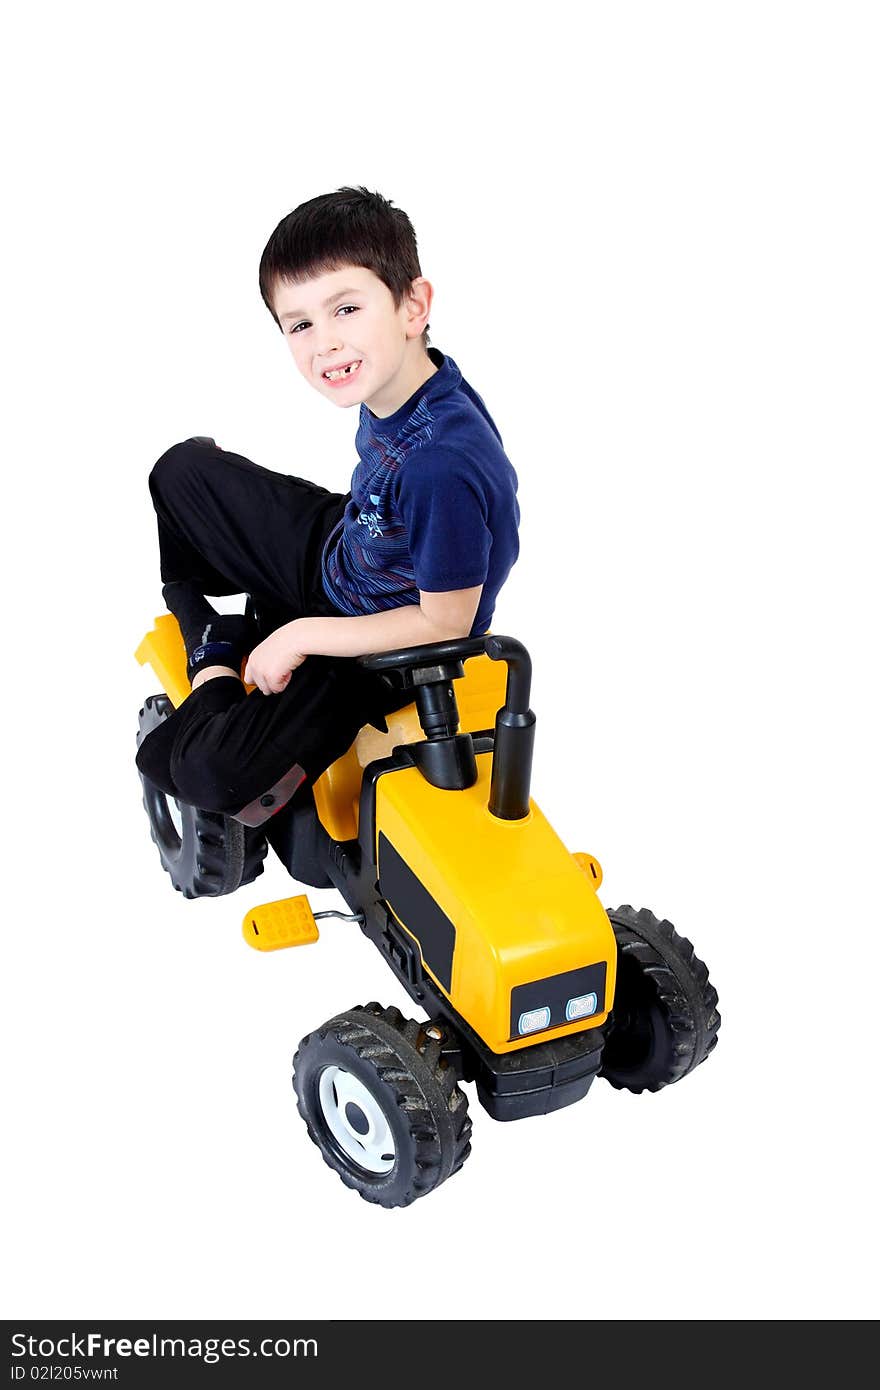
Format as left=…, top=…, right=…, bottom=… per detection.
left=565, top=992, right=598, bottom=1021
left=510, top=963, right=607, bottom=1041
left=518, top=1006, right=551, bottom=1036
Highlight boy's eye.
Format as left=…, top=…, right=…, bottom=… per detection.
left=289, top=304, right=359, bottom=334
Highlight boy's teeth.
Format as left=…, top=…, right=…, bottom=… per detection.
left=325, top=361, right=360, bottom=380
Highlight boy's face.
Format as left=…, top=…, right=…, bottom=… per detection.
left=272, top=265, right=432, bottom=417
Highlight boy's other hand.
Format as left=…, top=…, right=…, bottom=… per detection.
left=244, top=622, right=308, bottom=696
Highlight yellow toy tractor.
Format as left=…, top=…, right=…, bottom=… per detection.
left=136, top=617, right=721, bottom=1208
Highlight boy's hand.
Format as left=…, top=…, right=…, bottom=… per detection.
left=244, top=622, right=308, bottom=696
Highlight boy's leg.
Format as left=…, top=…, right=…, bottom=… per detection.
left=149, top=436, right=347, bottom=618
left=139, top=437, right=399, bottom=821
left=135, top=657, right=391, bottom=824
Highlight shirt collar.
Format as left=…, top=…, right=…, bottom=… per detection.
left=361, top=347, right=460, bottom=436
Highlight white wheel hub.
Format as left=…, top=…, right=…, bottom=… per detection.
left=317, top=1065, right=396, bottom=1174
left=167, top=796, right=184, bottom=838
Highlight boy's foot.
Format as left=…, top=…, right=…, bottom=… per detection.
left=162, top=581, right=258, bottom=685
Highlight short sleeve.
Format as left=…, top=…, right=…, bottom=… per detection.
left=394, top=449, right=491, bottom=592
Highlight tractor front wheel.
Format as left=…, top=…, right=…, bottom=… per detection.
left=293, top=1004, right=472, bottom=1208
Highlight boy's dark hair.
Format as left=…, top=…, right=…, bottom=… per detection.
left=259, top=186, right=430, bottom=348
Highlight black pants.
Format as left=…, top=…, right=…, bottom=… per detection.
left=135, top=438, right=407, bottom=820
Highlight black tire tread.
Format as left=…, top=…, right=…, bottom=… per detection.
left=602, top=904, right=720, bottom=1094
left=293, top=1002, right=471, bottom=1208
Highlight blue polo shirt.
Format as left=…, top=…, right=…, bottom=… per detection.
left=321, top=347, right=520, bottom=636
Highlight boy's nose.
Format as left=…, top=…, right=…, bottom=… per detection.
left=318, top=340, right=344, bottom=361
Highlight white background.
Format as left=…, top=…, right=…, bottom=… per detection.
left=2, top=0, right=877, bottom=1322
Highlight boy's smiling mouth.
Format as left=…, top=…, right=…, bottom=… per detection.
left=322, top=360, right=362, bottom=382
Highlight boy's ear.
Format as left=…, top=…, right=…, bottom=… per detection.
left=405, top=276, right=433, bottom=339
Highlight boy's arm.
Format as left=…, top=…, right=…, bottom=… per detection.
left=244, top=586, right=483, bottom=695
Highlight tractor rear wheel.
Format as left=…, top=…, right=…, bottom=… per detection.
left=600, top=904, right=720, bottom=1093
left=136, top=693, right=267, bottom=898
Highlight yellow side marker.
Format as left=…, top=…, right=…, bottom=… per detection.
left=242, top=896, right=320, bottom=952
left=135, top=615, right=190, bottom=709
left=573, top=852, right=603, bottom=891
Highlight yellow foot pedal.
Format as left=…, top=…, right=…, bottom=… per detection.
left=242, top=895, right=319, bottom=952
left=573, top=852, right=603, bottom=890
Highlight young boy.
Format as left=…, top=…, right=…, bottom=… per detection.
left=136, top=186, right=520, bottom=827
